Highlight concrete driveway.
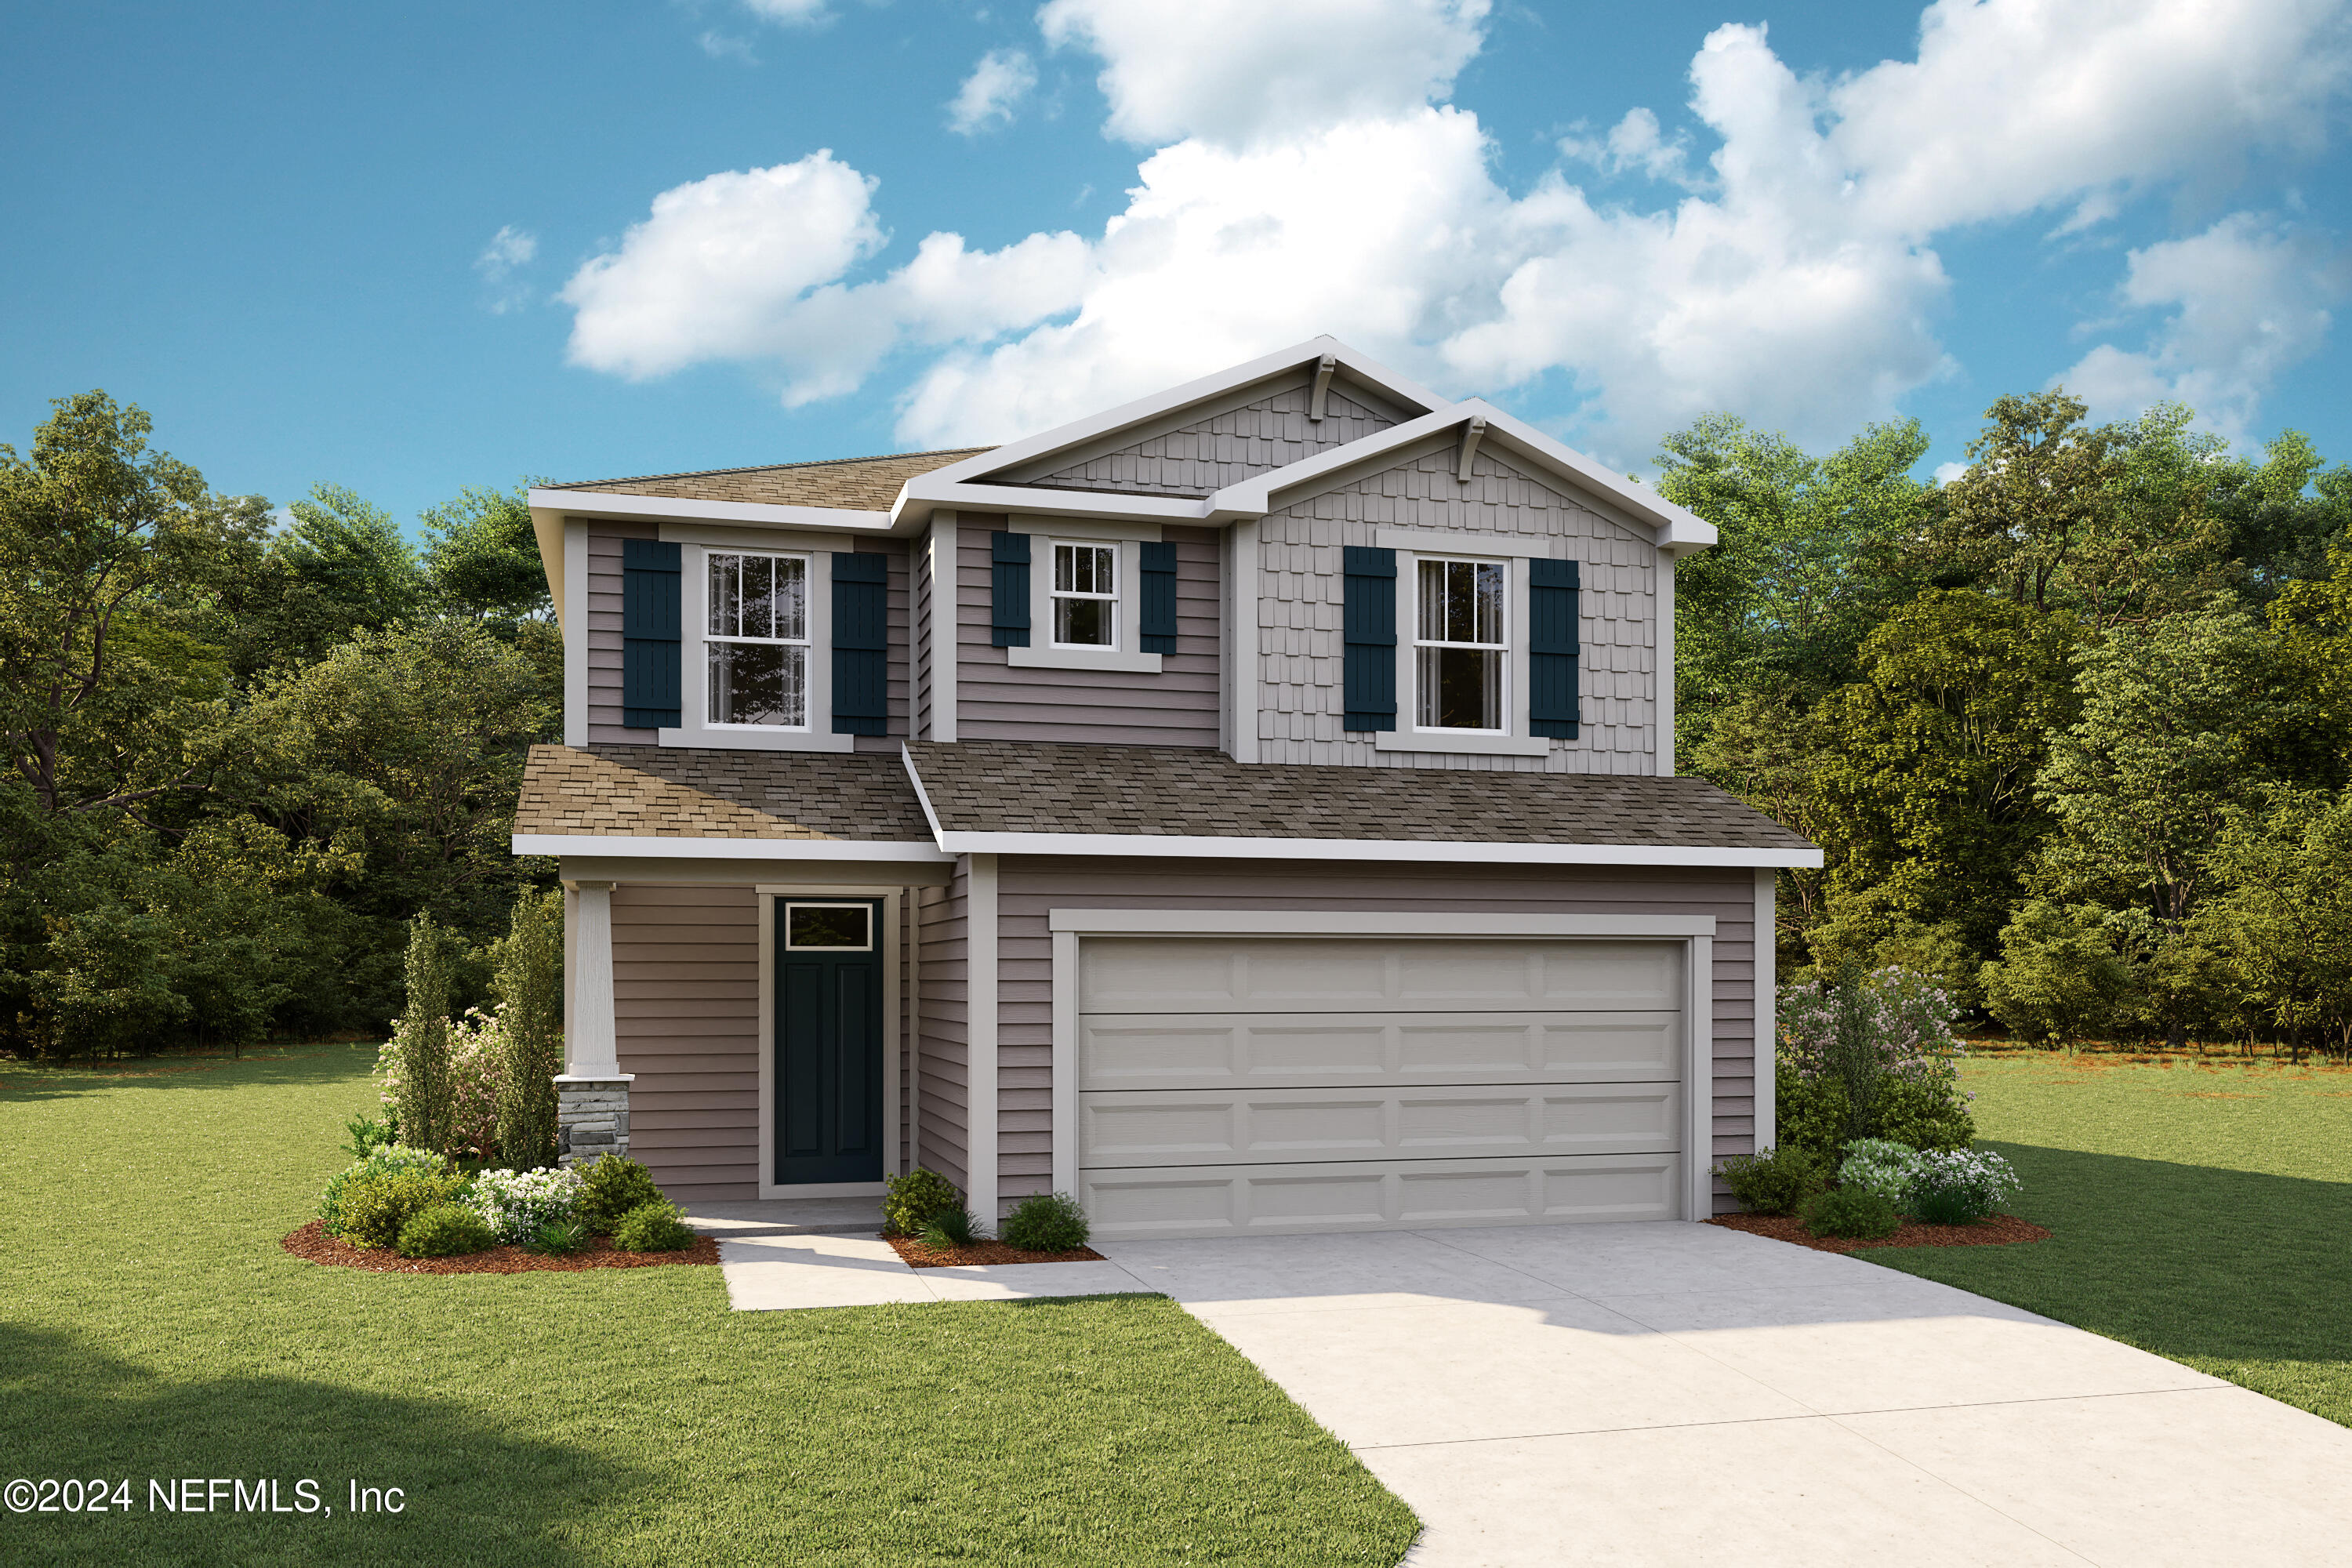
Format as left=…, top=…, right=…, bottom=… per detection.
left=1103, top=1222, right=2352, bottom=1568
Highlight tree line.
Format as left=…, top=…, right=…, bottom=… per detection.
left=1, top=391, right=557, bottom=1057
left=1664, top=392, right=2352, bottom=1058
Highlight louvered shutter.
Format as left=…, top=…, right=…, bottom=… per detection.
left=991, top=532, right=1031, bottom=648
left=621, top=539, right=682, bottom=728
left=831, top=551, right=888, bottom=736
left=1341, top=545, right=1397, bottom=731
left=1139, top=541, right=1177, bottom=653
left=1527, top=557, right=1580, bottom=740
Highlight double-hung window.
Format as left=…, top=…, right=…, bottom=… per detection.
left=1414, top=557, right=1507, bottom=731
left=706, top=550, right=809, bottom=728
left=1051, top=542, right=1117, bottom=649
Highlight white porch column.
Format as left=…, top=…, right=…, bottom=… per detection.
left=556, top=880, right=631, bottom=1167
left=967, top=854, right=998, bottom=1223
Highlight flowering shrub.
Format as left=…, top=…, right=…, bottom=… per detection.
left=1778, top=967, right=1976, bottom=1159
left=376, top=1007, right=513, bottom=1163
left=1907, top=1149, right=2021, bottom=1225
left=1838, top=1139, right=1929, bottom=1206
left=468, top=1166, right=586, bottom=1245
left=1781, top=967, right=1968, bottom=1087
left=320, top=1144, right=450, bottom=1233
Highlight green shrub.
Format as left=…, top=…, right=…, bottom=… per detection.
left=1000, top=1191, right=1089, bottom=1251
left=397, top=1202, right=494, bottom=1258
left=882, top=1167, right=961, bottom=1237
left=919, top=1205, right=984, bottom=1250
left=338, top=1169, right=469, bottom=1249
left=341, top=1112, right=396, bottom=1161
left=579, top=1153, right=664, bottom=1233
left=319, top=1143, right=450, bottom=1233
left=1907, top=1148, right=2021, bottom=1225
left=528, top=1218, right=590, bottom=1256
left=612, top=1200, right=697, bottom=1253
left=1799, top=1185, right=1900, bottom=1240
left=1715, top=1145, right=1824, bottom=1216
left=1838, top=1139, right=1927, bottom=1207
left=1776, top=1059, right=1974, bottom=1165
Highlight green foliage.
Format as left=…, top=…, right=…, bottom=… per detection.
left=317, top=1143, right=448, bottom=1233
left=340, top=1112, right=395, bottom=1161
left=1776, top=1059, right=1974, bottom=1164
left=2200, top=789, right=2352, bottom=1060
left=1000, top=1192, right=1090, bottom=1252
left=1799, top=1184, right=1900, bottom=1240
left=394, top=915, right=455, bottom=1153
left=334, top=1167, right=467, bottom=1249
left=1714, top=1145, right=1824, bottom=1216
left=492, top=890, right=563, bottom=1167
left=420, top=481, right=551, bottom=622
left=611, top=1200, right=697, bottom=1253
left=882, top=1167, right=962, bottom=1237
left=397, top=1201, right=494, bottom=1258
left=920, top=1206, right=985, bottom=1249
left=1838, top=1139, right=1927, bottom=1205
left=579, top=1153, right=665, bottom=1234
left=528, top=1217, right=590, bottom=1256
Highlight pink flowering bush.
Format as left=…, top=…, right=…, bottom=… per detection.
left=1780, top=967, right=1968, bottom=1089
left=375, top=1007, right=513, bottom=1163
left=1777, top=967, right=1976, bottom=1158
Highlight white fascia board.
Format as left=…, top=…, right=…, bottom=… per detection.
left=513, top=834, right=952, bottom=863
left=1210, top=404, right=1479, bottom=518
left=1050, top=909, right=1718, bottom=938
left=528, top=488, right=895, bottom=535
left=906, top=338, right=1448, bottom=494
left=930, top=831, right=1822, bottom=869
left=1465, top=404, right=1718, bottom=553
left=891, top=480, right=1210, bottom=528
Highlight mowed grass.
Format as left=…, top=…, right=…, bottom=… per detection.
left=0, top=1048, right=1417, bottom=1566
left=1862, top=1054, right=2352, bottom=1427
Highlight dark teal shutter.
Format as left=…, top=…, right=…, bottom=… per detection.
left=1342, top=546, right=1396, bottom=731
left=1139, top=541, right=1177, bottom=653
left=831, top=551, right=887, bottom=736
left=1528, top=557, right=1580, bottom=740
left=622, top=539, right=682, bottom=729
left=991, top=532, right=1030, bottom=648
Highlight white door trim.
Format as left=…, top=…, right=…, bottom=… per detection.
left=1048, top=909, right=1715, bottom=938
left=757, top=885, right=904, bottom=1202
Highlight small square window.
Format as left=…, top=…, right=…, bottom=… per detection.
left=785, top=904, right=871, bottom=950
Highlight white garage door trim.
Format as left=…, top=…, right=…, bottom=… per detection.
left=1048, top=910, right=1715, bottom=1225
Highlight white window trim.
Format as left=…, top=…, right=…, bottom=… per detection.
left=1007, top=532, right=1163, bottom=674
left=1047, top=540, right=1121, bottom=652
left=1377, top=549, right=1548, bottom=757
left=660, top=542, right=855, bottom=753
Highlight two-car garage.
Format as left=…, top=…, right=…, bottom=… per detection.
left=1067, top=929, right=1705, bottom=1240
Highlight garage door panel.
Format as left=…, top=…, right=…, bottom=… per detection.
left=1081, top=1083, right=1682, bottom=1167
left=1079, top=937, right=1682, bottom=1014
left=1080, top=1154, right=1682, bottom=1238
left=1082, top=1012, right=1679, bottom=1090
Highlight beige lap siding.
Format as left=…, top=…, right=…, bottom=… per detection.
left=611, top=883, right=760, bottom=1203
left=913, top=869, right=971, bottom=1190
left=952, top=517, right=1223, bottom=748
left=991, top=858, right=1759, bottom=1213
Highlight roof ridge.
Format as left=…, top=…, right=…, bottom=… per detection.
left=549, top=446, right=996, bottom=492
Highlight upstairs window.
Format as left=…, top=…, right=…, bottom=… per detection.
left=1052, top=542, right=1117, bottom=648
left=1414, top=557, right=1505, bottom=731
left=706, top=551, right=809, bottom=728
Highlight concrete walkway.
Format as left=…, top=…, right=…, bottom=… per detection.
left=716, top=1221, right=2352, bottom=1566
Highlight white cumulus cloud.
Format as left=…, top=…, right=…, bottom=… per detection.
left=948, top=49, right=1037, bottom=136
left=742, top=0, right=828, bottom=26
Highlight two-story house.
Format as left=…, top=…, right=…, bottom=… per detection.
left=516, top=338, right=1820, bottom=1240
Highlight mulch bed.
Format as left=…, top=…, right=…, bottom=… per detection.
left=1708, top=1211, right=2051, bottom=1254
left=281, top=1219, right=718, bottom=1274
left=882, top=1234, right=1106, bottom=1269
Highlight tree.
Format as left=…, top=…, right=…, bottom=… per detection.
left=394, top=914, right=455, bottom=1151
left=2212, top=430, right=2352, bottom=599
left=2200, top=791, right=2352, bottom=1062
left=219, top=483, right=426, bottom=676
left=423, top=481, right=551, bottom=622
left=492, top=888, right=564, bottom=1168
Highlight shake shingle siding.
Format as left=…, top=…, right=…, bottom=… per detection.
left=951, top=517, right=1223, bottom=747
left=1258, top=441, right=1661, bottom=772
left=1024, top=378, right=1402, bottom=496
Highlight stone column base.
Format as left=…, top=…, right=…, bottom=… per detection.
left=555, top=1074, right=633, bottom=1168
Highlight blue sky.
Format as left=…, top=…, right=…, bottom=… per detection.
left=6, top=0, right=2347, bottom=531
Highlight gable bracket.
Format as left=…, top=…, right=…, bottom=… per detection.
left=1308, top=354, right=1338, bottom=422
left=1456, top=416, right=1488, bottom=484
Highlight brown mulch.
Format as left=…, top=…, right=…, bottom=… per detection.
left=883, top=1234, right=1106, bottom=1269
left=1708, top=1211, right=2051, bottom=1254
left=281, top=1219, right=718, bottom=1274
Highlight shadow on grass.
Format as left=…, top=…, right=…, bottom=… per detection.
left=0, top=1048, right=379, bottom=1102
left=1869, top=1142, right=2352, bottom=1372
left=0, top=1322, right=639, bottom=1567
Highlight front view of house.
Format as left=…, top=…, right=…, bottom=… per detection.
left=516, top=339, right=1820, bottom=1240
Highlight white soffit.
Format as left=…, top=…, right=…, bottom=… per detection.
left=528, top=488, right=895, bottom=534
left=926, top=830, right=1821, bottom=869
left=512, top=834, right=953, bottom=863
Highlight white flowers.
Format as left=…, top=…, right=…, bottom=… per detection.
left=1838, top=1142, right=2022, bottom=1224
left=467, top=1165, right=585, bottom=1244
left=1838, top=1139, right=1927, bottom=1204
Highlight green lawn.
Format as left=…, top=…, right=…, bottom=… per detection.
left=1863, top=1054, right=2352, bottom=1428
left=0, top=1047, right=1417, bottom=1566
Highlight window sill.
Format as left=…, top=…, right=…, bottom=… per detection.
left=1373, top=728, right=1551, bottom=757
left=1005, top=643, right=1163, bottom=674
left=657, top=727, right=858, bottom=753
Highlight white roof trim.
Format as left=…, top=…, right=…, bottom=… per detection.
left=894, top=481, right=1211, bottom=525
left=512, top=834, right=951, bottom=862
left=891, top=337, right=1445, bottom=520
left=528, top=488, right=892, bottom=533
left=1049, top=909, right=1718, bottom=937
left=926, top=830, right=1820, bottom=869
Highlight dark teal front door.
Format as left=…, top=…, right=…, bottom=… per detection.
left=775, top=900, right=884, bottom=1185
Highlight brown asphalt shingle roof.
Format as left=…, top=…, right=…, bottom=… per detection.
left=545, top=448, right=992, bottom=511
left=902, top=740, right=1814, bottom=850
left=515, top=744, right=933, bottom=841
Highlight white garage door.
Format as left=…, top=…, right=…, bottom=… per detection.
left=1076, top=936, right=1687, bottom=1240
